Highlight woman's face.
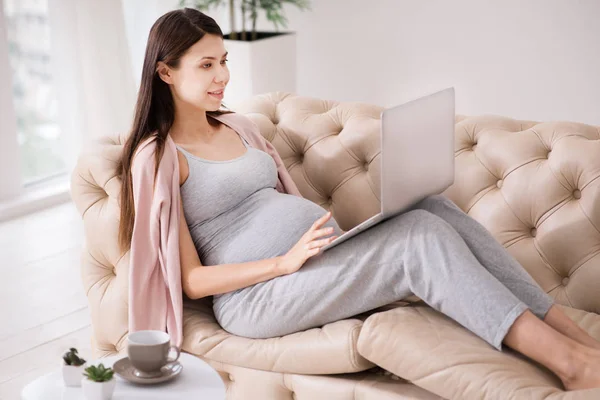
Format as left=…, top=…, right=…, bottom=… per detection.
left=157, top=34, right=230, bottom=111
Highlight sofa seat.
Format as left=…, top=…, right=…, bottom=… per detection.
left=182, top=298, right=447, bottom=399
left=182, top=297, right=387, bottom=374
left=204, top=360, right=444, bottom=400
left=357, top=304, right=600, bottom=399
left=181, top=297, right=427, bottom=375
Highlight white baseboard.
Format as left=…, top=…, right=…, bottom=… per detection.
left=0, top=176, right=72, bottom=223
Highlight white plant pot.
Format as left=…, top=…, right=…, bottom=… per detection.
left=61, top=363, right=86, bottom=387
left=223, top=32, right=296, bottom=108
left=82, top=378, right=116, bottom=400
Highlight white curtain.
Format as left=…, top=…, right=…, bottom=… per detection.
left=48, top=0, right=136, bottom=172
left=0, top=0, right=21, bottom=200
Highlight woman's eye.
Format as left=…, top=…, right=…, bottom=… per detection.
left=202, top=59, right=228, bottom=69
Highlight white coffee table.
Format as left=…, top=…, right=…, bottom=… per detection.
left=21, top=352, right=226, bottom=399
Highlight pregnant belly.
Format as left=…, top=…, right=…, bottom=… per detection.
left=197, top=189, right=343, bottom=266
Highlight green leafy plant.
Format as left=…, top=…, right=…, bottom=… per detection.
left=179, top=0, right=311, bottom=41
left=83, top=364, right=114, bottom=382
left=62, top=347, right=86, bottom=366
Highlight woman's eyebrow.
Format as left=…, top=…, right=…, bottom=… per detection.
left=200, top=51, right=228, bottom=61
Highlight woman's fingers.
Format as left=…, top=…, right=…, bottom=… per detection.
left=311, top=211, right=332, bottom=230
left=307, top=236, right=338, bottom=249
left=310, top=226, right=334, bottom=240
left=304, top=212, right=333, bottom=243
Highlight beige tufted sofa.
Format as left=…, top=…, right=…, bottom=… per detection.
left=70, top=92, right=600, bottom=399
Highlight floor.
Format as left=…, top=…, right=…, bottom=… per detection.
left=0, top=201, right=92, bottom=399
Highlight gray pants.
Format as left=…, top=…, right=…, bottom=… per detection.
left=213, top=195, right=554, bottom=351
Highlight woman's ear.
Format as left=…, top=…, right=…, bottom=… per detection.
left=156, top=61, right=173, bottom=84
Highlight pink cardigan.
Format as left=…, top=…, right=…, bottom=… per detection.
left=128, top=112, right=302, bottom=347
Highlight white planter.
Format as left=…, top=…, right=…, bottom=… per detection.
left=61, top=363, right=86, bottom=387
left=82, top=378, right=116, bottom=400
left=223, top=32, right=296, bottom=108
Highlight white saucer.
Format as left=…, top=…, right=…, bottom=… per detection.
left=113, top=357, right=183, bottom=385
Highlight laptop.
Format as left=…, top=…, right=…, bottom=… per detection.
left=321, top=87, right=456, bottom=252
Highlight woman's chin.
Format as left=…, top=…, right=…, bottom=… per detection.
left=207, top=103, right=224, bottom=112
left=201, top=98, right=224, bottom=111
left=192, top=103, right=219, bottom=112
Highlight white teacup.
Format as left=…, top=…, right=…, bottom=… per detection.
left=127, top=330, right=180, bottom=378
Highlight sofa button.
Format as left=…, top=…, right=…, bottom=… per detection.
left=228, top=374, right=234, bottom=382
left=562, top=277, right=570, bottom=285
left=530, top=228, right=537, bottom=237
left=496, top=180, right=503, bottom=189
left=573, top=189, right=581, bottom=199
left=364, top=162, right=369, bottom=171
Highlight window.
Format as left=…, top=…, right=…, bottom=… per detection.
left=3, top=0, right=64, bottom=184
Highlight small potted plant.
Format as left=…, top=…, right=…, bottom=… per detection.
left=62, top=347, right=87, bottom=387
left=179, top=0, right=311, bottom=41
left=82, top=363, right=116, bottom=400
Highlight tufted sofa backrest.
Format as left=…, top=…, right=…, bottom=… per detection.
left=70, top=91, right=600, bottom=355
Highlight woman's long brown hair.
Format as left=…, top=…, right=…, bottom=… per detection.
left=117, top=8, right=232, bottom=254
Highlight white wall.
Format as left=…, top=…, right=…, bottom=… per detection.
left=124, top=0, right=600, bottom=125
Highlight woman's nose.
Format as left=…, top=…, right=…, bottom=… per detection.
left=215, top=66, right=229, bottom=83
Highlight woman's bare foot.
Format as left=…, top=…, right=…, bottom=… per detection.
left=586, top=341, right=600, bottom=352
left=560, top=347, right=600, bottom=391
left=579, top=337, right=600, bottom=352
left=544, top=306, right=600, bottom=352
left=502, top=310, right=600, bottom=391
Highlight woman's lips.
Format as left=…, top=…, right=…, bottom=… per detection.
left=208, top=89, right=224, bottom=99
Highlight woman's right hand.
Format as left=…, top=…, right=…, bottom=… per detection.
left=275, top=211, right=338, bottom=276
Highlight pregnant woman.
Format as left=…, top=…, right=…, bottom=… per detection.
left=117, top=8, right=600, bottom=390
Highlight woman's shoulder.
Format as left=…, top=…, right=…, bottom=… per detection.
left=132, top=135, right=158, bottom=165
left=131, top=134, right=177, bottom=172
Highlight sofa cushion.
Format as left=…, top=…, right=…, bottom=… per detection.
left=181, top=298, right=377, bottom=375
left=357, top=303, right=600, bottom=399
left=204, top=359, right=444, bottom=400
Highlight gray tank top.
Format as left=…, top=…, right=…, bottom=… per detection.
left=176, top=131, right=343, bottom=270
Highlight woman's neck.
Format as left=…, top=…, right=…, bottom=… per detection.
left=170, top=103, right=219, bottom=143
